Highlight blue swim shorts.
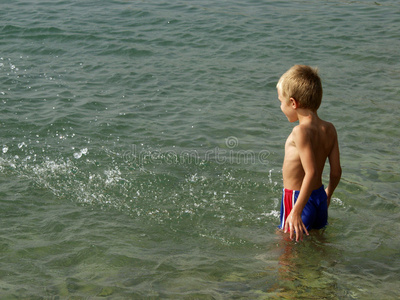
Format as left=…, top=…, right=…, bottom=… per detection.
left=279, top=185, right=328, bottom=231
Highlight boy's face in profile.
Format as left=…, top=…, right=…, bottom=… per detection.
left=277, top=87, right=298, bottom=123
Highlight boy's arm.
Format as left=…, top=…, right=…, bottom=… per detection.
left=284, top=126, right=317, bottom=241
left=325, top=127, right=341, bottom=206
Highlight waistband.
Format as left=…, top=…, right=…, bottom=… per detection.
left=283, top=185, right=325, bottom=196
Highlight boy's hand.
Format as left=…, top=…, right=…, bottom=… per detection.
left=284, top=211, right=309, bottom=241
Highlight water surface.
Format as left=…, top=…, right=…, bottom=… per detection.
left=1, top=0, right=399, bottom=298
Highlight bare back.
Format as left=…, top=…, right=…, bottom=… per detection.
left=282, top=117, right=338, bottom=191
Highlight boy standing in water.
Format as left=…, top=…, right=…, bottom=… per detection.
left=276, top=65, right=341, bottom=241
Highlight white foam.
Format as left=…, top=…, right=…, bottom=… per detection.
left=73, top=148, right=88, bottom=159
left=261, top=210, right=280, bottom=219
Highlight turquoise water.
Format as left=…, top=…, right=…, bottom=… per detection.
left=1, top=0, right=399, bottom=298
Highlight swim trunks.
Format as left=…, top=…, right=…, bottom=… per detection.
left=279, top=185, right=328, bottom=231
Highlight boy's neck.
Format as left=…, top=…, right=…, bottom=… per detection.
left=296, top=108, right=319, bottom=124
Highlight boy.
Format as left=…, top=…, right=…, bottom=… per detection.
left=276, top=65, right=341, bottom=242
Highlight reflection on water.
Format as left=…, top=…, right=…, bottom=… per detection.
left=267, top=230, right=342, bottom=299
left=252, top=229, right=348, bottom=299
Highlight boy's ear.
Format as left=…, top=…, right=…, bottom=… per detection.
left=289, top=97, right=299, bottom=109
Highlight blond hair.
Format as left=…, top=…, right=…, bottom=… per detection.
left=277, top=65, right=323, bottom=111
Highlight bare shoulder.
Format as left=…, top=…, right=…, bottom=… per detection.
left=319, top=119, right=339, bottom=157
left=291, top=122, right=315, bottom=139
left=288, top=125, right=314, bottom=153
left=321, top=119, right=338, bottom=139
left=291, top=124, right=306, bottom=139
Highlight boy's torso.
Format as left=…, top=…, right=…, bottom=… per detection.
left=282, top=117, right=336, bottom=190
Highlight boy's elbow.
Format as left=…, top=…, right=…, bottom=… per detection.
left=332, top=166, right=342, bottom=180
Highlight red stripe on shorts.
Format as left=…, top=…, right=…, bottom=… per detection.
left=283, top=189, right=294, bottom=231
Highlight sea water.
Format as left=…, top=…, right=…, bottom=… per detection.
left=0, top=0, right=399, bottom=298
